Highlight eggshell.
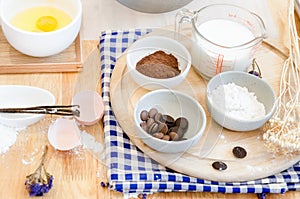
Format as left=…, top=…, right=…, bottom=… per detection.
left=72, top=90, right=104, bottom=125
left=48, top=118, right=81, bottom=151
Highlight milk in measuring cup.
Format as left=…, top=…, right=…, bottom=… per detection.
left=192, top=19, right=255, bottom=80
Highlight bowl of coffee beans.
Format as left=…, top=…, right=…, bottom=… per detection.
left=134, top=89, right=206, bottom=153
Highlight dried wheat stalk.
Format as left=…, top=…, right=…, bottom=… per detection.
left=263, top=0, right=300, bottom=154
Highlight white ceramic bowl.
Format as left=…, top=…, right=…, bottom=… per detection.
left=0, top=85, right=55, bottom=128
left=0, top=0, right=82, bottom=57
left=134, top=89, right=206, bottom=153
left=126, top=36, right=191, bottom=90
left=117, top=0, right=193, bottom=13
left=206, top=71, right=276, bottom=131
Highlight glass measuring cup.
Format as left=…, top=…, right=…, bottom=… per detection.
left=175, top=4, right=266, bottom=80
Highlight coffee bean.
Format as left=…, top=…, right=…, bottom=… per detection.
left=169, top=126, right=185, bottom=139
left=154, top=112, right=163, bottom=122
left=169, top=131, right=179, bottom=141
left=149, top=122, right=159, bottom=134
left=162, top=114, right=175, bottom=127
left=140, top=110, right=149, bottom=121
left=157, top=122, right=168, bottom=134
left=212, top=161, right=227, bottom=171
left=148, top=108, right=158, bottom=118
left=176, top=128, right=185, bottom=138
left=175, top=117, right=189, bottom=129
left=162, top=135, right=170, bottom=141
left=232, top=146, right=247, bottom=159
left=139, top=109, right=190, bottom=142
left=146, top=118, right=155, bottom=126
left=169, top=126, right=179, bottom=133
left=153, top=132, right=164, bottom=139
left=140, top=122, right=148, bottom=132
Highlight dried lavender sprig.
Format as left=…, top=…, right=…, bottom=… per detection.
left=25, top=145, right=54, bottom=197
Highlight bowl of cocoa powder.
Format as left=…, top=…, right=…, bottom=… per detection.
left=126, top=36, right=191, bottom=90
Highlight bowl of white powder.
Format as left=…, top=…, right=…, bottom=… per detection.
left=206, top=71, right=276, bottom=131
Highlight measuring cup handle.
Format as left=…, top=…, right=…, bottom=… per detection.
left=175, top=8, right=195, bottom=33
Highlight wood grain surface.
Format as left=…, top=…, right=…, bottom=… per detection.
left=0, top=30, right=82, bottom=74
left=0, top=38, right=299, bottom=199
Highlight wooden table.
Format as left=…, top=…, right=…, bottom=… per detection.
left=0, top=34, right=300, bottom=199
left=0, top=42, right=297, bottom=199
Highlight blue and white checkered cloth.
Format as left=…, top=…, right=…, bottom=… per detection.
left=99, top=29, right=300, bottom=195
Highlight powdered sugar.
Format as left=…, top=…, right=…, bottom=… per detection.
left=80, top=130, right=104, bottom=160
left=210, top=83, right=265, bottom=120
left=80, top=130, right=103, bottom=154
left=0, top=124, right=18, bottom=154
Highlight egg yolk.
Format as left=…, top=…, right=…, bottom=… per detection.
left=36, top=16, right=58, bottom=32
left=10, top=6, right=72, bottom=32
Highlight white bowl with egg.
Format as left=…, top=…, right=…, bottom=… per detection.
left=134, top=89, right=206, bottom=153
left=0, top=0, right=82, bottom=57
left=0, top=85, right=55, bottom=129
left=206, top=71, right=276, bottom=131
left=126, top=36, right=191, bottom=90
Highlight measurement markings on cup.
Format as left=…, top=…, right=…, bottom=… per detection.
left=215, top=54, right=224, bottom=74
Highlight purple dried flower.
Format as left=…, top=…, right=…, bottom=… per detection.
left=100, top=182, right=110, bottom=188
left=248, top=59, right=262, bottom=78
left=257, top=193, right=266, bottom=199
left=138, top=193, right=147, bottom=199
left=100, top=182, right=106, bottom=187
left=25, top=146, right=53, bottom=197
left=248, top=70, right=261, bottom=77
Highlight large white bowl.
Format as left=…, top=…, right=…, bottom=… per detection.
left=0, top=0, right=82, bottom=57
left=0, top=85, right=55, bottom=128
left=117, top=0, right=193, bottom=13
left=206, top=71, right=276, bottom=131
left=126, top=36, right=191, bottom=90
left=134, top=89, right=206, bottom=153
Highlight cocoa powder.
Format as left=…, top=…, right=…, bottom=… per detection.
left=136, top=50, right=180, bottom=79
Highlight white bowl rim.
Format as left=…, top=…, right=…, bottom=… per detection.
left=134, top=89, right=207, bottom=145
left=206, top=71, right=277, bottom=123
left=0, top=85, right=56, bottom=121
left=0, top=0, right=82, bottom=35
left=126, top=35, right=192, bottom=81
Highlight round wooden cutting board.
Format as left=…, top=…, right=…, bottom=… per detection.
left=110, top=29, right=300, bottom=182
